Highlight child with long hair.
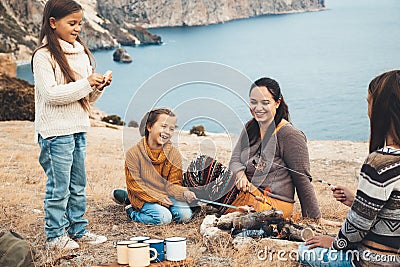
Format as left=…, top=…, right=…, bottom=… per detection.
left=124, top=108, right=197, bottom=225
left=32, top=0, right=112, bottom=250
left=298, top=70, right=400, bottom=266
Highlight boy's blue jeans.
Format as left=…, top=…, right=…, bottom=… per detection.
left=38, top=133, right=88, bottom=241
left=126, top=198, right=192, bottom=225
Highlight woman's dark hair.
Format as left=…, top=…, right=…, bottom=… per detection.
left=242, top=77, right=290, bottom=147
left=368, top=70, right=400, bottom=153
left=139, top=108, right=176, bottom=137
left=31, top=0, right=95, bottom=112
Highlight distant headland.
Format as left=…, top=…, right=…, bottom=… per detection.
left=0, top=0, right=325, bottom=63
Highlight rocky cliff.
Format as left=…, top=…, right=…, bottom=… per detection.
left=0, top=0, right=324, bottom=62
left=0, top=53, right=17, bottom=78
left=0, top=74, right=34, bottom=121
left=97, top=0, right=325, bottom=28
left=0, top=0, right=160, bottom=62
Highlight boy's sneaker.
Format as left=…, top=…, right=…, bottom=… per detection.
left=46, top=234, right=80, bottom=250
left=125, top=204, right=134, bottom=219
left=111, top=189, right=130, bottom=205
left=74, top=231, right=107, bottom=245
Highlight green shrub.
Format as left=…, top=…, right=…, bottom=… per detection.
left=128, top=120, right=139, bottom=127
left=189, top=125, right=206, bottom=136
left=101, top=114, right=125, bottom=126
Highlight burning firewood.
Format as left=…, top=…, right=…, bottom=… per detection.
left=232, top=209, right=284, bottom=231
left=214, top=209, right=316, bottom=241
left=280, top=223, right=315, bottom=241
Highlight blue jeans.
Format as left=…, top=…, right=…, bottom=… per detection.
left=38, top=133, right=88, bottom=241
left=298, top=243, right=353, bottom=267
left=126, top=198, right=192, bottom=225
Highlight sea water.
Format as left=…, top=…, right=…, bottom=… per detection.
left=17, top=0, right=400, bottom=141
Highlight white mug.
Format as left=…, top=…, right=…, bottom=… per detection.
left=165, top=236, right=186, bottom=261
left=117, top=240, right=137, bottom=264
left=128, top=243, right=157, bottom=267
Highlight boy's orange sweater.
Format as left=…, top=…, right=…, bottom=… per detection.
left=125, top=137, right=187, bottom=210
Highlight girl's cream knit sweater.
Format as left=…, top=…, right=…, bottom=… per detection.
left=32, top=39, right=103, bottom=142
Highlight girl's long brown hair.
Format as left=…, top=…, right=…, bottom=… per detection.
left=368, top=70, right=400, bottom=153
left=31, top=0, right=95, bottom=112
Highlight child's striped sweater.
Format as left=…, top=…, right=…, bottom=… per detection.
left=333, top=146, right=400, bottom=266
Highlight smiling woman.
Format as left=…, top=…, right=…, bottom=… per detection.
left=225, top=77, right=322, bottom=219
left=178, top=77, right=323, bottom=219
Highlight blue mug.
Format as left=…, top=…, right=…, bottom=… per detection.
left=144, top=239, right=165, bottom=262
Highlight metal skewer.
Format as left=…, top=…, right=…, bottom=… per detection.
left=254, top=157, right=337, bottom=190
left=196, top=198, right=239, bottom=209
left=315, top=179, right=335, bottom=188
left=196, top=198, right=254, bottom=212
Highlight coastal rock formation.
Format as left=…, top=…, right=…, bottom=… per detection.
left=0, top=0, right=159, bottom=62
left=0, top=53, right=17, bottom=78
left=113, top=48, right=133, bottom=63
left=0, top=72, right=117, bottom=127
left=0, top=75, right=34, bottom=121
left=1, top=0, right=324, bottom=62
left=97, top=0, right=325, bottom=28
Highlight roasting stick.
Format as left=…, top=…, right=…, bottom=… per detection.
left=255, top=159, right=337, bottom=189
left=315, top=179, right=336, bottom=188
left=196, top=198, right=254, bottom=212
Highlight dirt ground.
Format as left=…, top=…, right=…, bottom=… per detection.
left=0, top=121, right=368, bottom=266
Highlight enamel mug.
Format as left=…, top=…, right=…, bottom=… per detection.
left=165, top=237, right=186, bottom=261
left=144, top=239, right=165, bottom=262
left=127, top=243, right=157, bottom=267
left=129, top=236, right=150, bottom=243
left=116, top=240, right=137, bottom=264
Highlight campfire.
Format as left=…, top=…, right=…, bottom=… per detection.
left=200, top=209, right=319, bottom=245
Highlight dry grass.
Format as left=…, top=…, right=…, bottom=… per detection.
left=0, top=121, right=367, bottom=266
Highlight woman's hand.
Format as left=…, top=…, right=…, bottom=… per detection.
left=305, top=235, right=334, bottom=249
left=183, top=191, right=197, bottom=203
left=331, top=185, right=354, bottom=207
left=87, top=73, right=105, bottom=88
left=235, top=171, right=251, bottom=192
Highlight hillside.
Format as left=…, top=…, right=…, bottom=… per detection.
left=0, top=0, right=325, bottom=62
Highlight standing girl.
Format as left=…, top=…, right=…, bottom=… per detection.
left=32, top=0, right=111, bottom=249
left=124, top=108, right=196, bottom=225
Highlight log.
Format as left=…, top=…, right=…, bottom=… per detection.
left=232, top=210, right=284, bottom=230
left=216, top=212, right=241, bottom=230
left=280, top=223, right=314, bottom=241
